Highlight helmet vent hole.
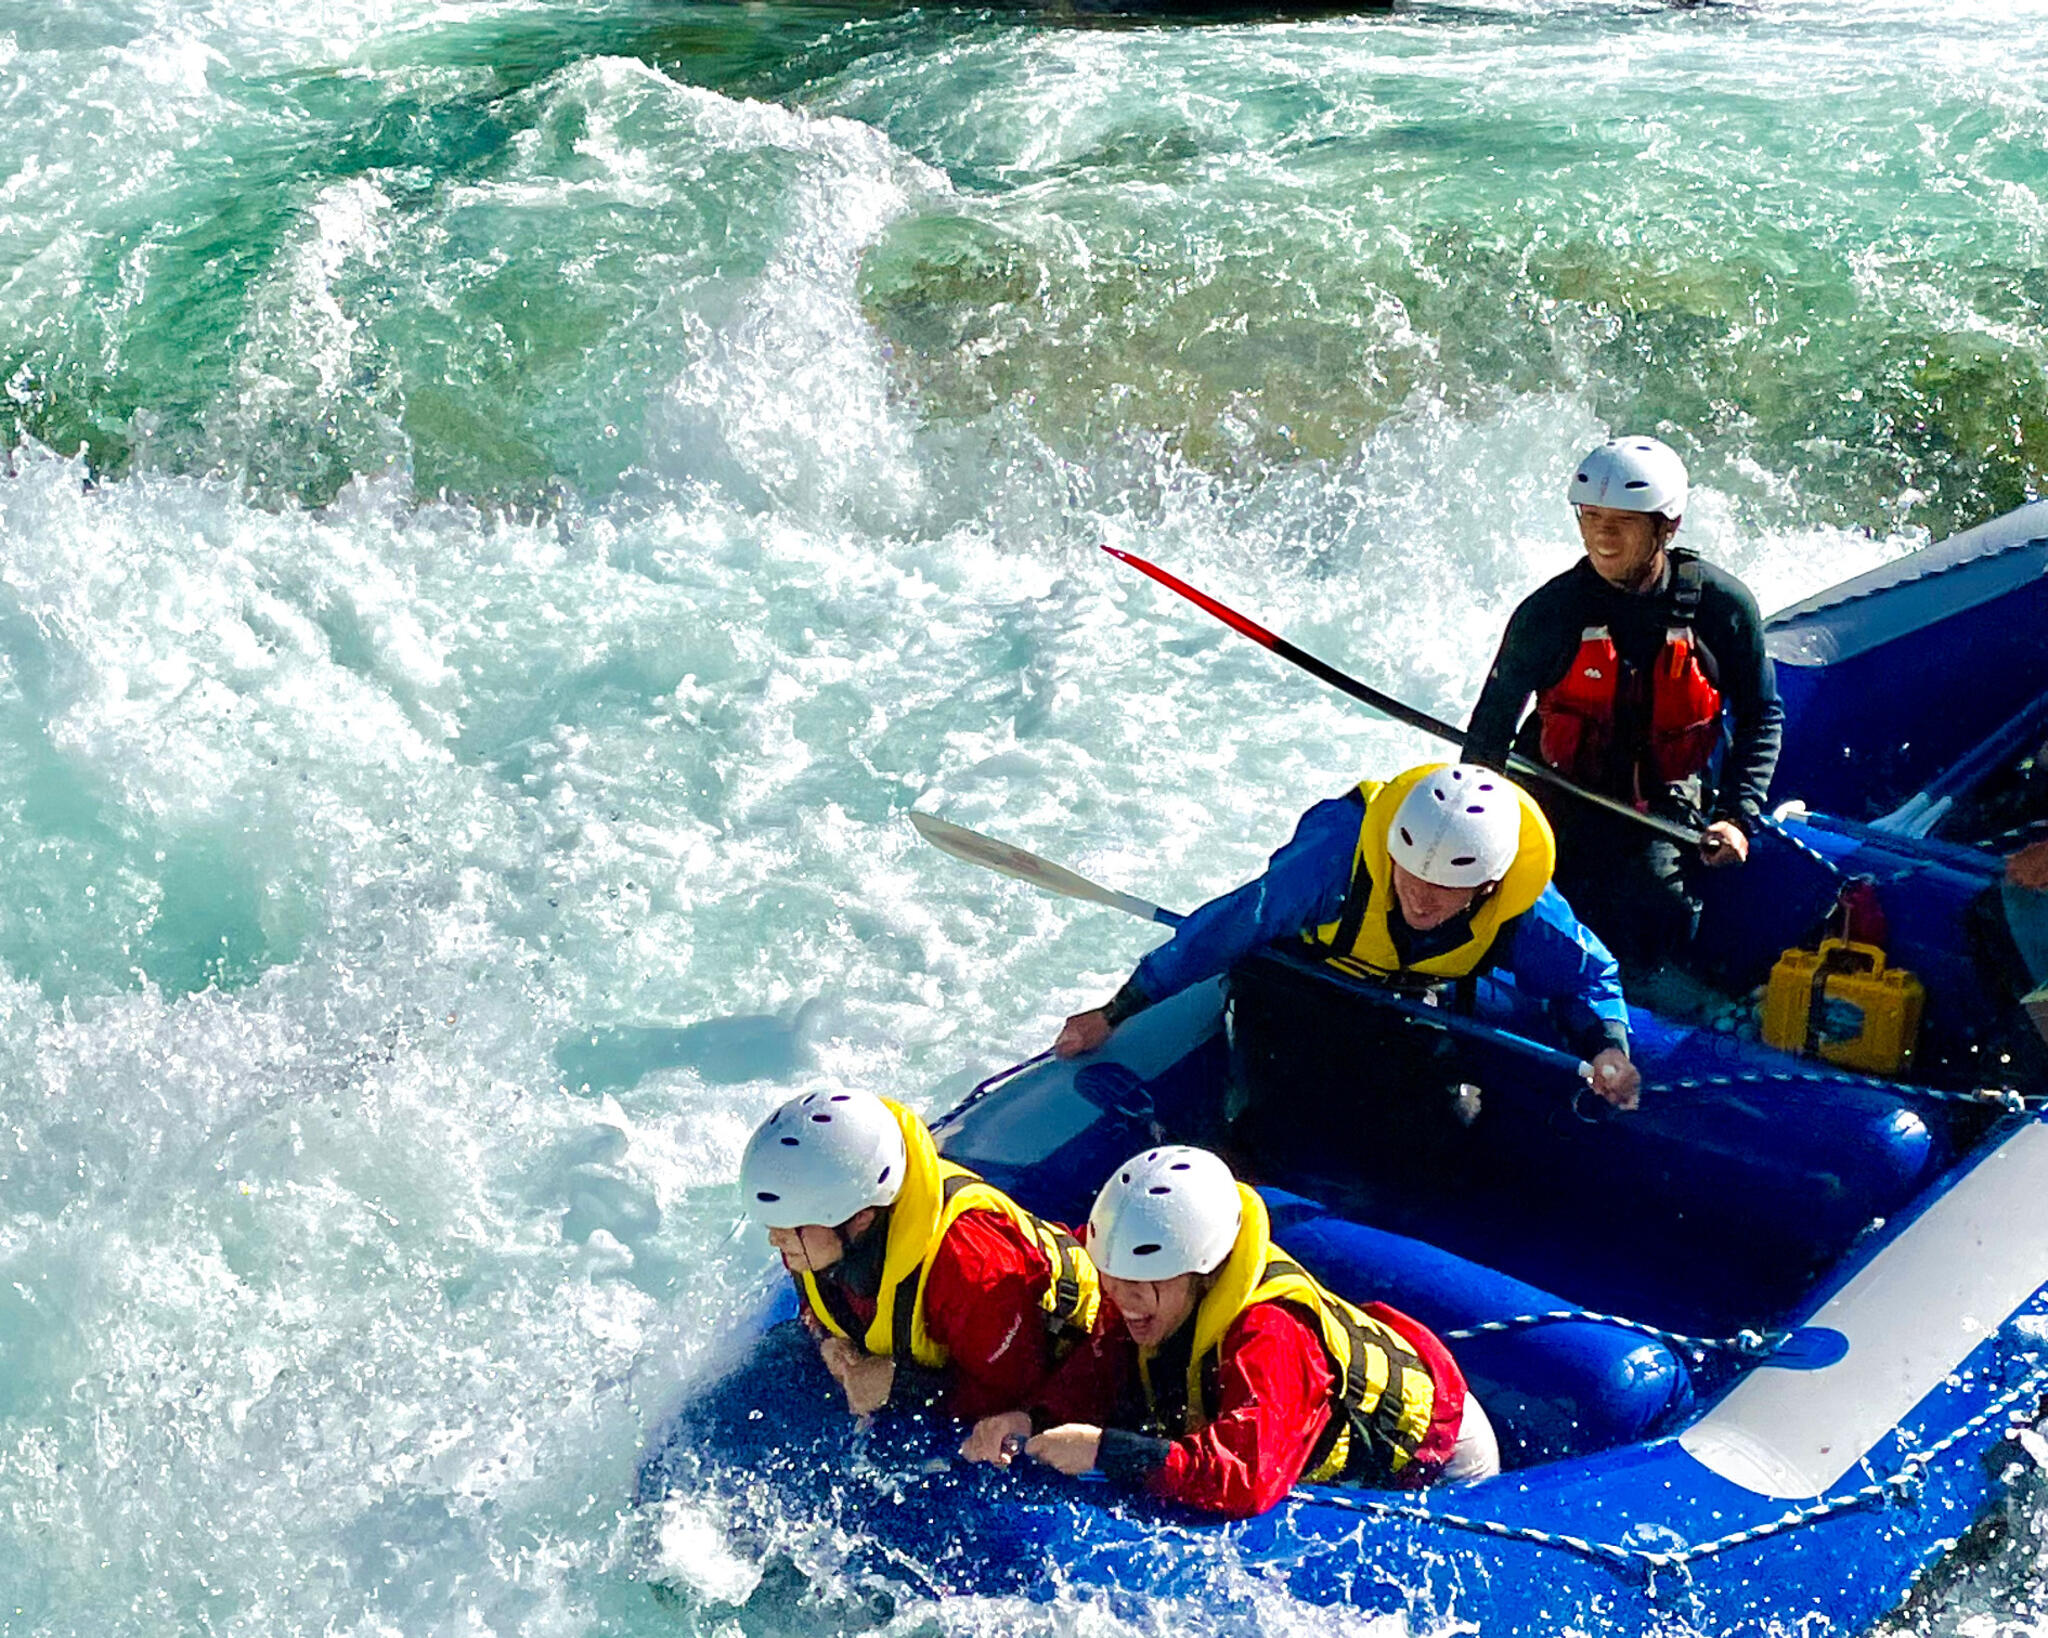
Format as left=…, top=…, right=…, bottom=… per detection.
left=829, top=1094, right=850, bottom=1102
left=810, top=1113, right=832, bottom=1123
left=1120, top=1172, right=1132, bottom=1184
left=1169, top=1162, right=1190, bottom=1171
left=1399, top=827, right=1414, bottom=846
left=1133, top=1244, right=1162, bottom=1257
left=1452, top=855, right=1476, bottom=867
left=877, top=1166, right=892, bottom=1184
left=1147, top=1185, right=1172, bottom=1195
left=755, top=1191, right=780, bottom=1202
left=779, top=1136, right=799, bottom=1147
left=1625, top=479, right=1648, bottom=489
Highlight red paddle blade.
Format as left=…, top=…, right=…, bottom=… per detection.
left=1101, top=545, right=1282, bottom=652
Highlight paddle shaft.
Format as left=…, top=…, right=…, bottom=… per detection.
left=907, top=810, right=1593, bottom=1086
left=1101, top=546, right=1705, bottom=849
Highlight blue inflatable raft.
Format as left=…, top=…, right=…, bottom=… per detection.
left=639, top=501, right=2048, bottom=1636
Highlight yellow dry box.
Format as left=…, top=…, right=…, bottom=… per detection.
left=1761, top=938, right=1925, bottom=1076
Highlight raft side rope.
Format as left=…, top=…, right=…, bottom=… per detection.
left=1290, top=1351, right=2048, bottom=1592
left=1442, top=1309, right=1785, bottom=1358
left=1752, top=810, right=1844, bottom=880
left=1662, top=1068, right=2044, bottom=1115
left=936, top=1051, right=1056, bottom=1126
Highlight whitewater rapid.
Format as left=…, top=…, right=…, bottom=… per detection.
left=1, top=1, right=2044, bottom=1633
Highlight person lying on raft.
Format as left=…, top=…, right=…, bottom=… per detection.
left=1055, top=760, right=1640, bottom=1108
left=961, top=1146, right=1499, bottom=1515
left=739, top=1088, right=1100, bottom=1422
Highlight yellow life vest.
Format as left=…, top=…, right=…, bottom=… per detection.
left=798, top=1097, right=1101, bottom=1370
left=1137, top=1185, right=1440, bottom=1484
left=1307, top=762, right=1556, bottom=984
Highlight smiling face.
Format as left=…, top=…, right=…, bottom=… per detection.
left=1576, top=503, right=1673, bottom=591
left=1100, top=1271, right=1203, bottom=1348
left=1390, top=860, right=1483, bottom=931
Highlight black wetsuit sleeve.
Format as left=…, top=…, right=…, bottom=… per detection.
left=1101, top=977, right=1152, bottom=1027
left=890, top=1361, right=949, bottom=1409
left=1097, top=1427, right=1173, bottom=1488
left=1699, top=573, right=1783, bottom=831
left=1464, top=580, right=1579, bottom=771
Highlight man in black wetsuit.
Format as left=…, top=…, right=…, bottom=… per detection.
left=1463, top=436, right=1783, bottom=979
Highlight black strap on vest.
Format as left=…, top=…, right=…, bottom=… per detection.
left=890, top=1172, right=1092, bottom=1363
left=1039, top=1220, right=1090, bottom=1339
left=1261, top=1255, right=1430, bottom=1482
left=815, top=1276, right=867, bottom=1344
left=889, top=1172, right=977, bottom=1362
left=1670, top=550, right=1704, bottom=622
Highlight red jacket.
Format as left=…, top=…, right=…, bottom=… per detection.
left=1033, top=1297, right=1463, bottom=1518
left=816, top=1207, right=1063, bottom=1423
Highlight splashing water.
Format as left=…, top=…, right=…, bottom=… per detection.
left=0, top=0, right=2043, bottom=1633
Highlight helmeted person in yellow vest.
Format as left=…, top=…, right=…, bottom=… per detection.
left=961, top=1146, right=1498, bottom=1515
left=1053, top=762, right=1640, bottom=1108
left=739, top=1088, right=1100, bottom=1427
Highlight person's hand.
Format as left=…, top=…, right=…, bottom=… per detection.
left=818, top=1337, right=894, bottom=1415
left=1024, top=1424, right=1103, bottom=1476
left=2008, top=838, right=2048, bottom=891
left=1588, top=1049, right=1641, bottom=1112
left=835, top=1352, right=896, bottom=1417
left=1699, top=821, right=1749, bottom=869
left=960, top=1411, right=1033, bottom=1466
left=1053, top=1008, right=1114, bottom=1059
left=818, top=1334, right=859, bottom=1379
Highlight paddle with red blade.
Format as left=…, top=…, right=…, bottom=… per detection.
left=1101, top=544, right=1703, bottom=848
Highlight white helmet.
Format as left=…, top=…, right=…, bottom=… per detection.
left=739, top=1089, right=907, bottom=1229
left=1388, top=764, right=1523, bottom=889
left=1567, top=436, right=1688, bottom=521
left=1087, top=1146, right=1241, bottom=1280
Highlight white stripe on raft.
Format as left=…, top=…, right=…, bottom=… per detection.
left=1681, top=1118, right=2048, bottom=1499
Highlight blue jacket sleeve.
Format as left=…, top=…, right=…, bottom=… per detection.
left=1125, top=794, right=1363, bottom=1008
left=1497, top=885, right=1631, bottom=1059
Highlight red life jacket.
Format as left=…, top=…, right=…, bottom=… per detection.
left=1535, top=556, right=1724, bottom=796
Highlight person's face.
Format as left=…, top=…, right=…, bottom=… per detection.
left=1576, top=504, right=1669, bottom=590
left=765, top=1223, right=845, bottom=1274
left=767, top=1208, right=879, bottom=1275
left=1101, top=1271, right=1203, bottom=1348
left=1390, top=861, right=1483, bottom=931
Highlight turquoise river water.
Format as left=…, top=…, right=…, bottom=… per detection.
left=0, top=0, right=2044, bottom=1633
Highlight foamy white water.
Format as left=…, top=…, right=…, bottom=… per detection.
left=0, top=0, right=2041, bottom=1632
